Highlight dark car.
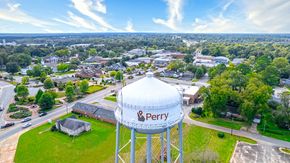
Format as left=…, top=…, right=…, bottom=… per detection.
left=0, top=108, right=3, bottom=112
left=39, top=112, right=47, bottom=117
left=1, top=122, right=15, bottom=129
left=21, top=117, right=32, bottom=123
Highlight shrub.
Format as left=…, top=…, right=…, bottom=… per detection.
left=51, top=125, right=58, bottom=132
left=8, top=104, right=19, bottom=113
left=192, top=107, right=203, bottom=115
left=9, top=108, right=32, bottom=119
left=217, top=132, right=225, bottom=138
left=28, top=96, right=35, bottom=103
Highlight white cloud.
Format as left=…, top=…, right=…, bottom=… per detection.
left=95, top=0, right=106, bottom=14
left=192, top=0, right=290, bottom=33
left=71, top=0, right=117, bottom=31
left=153, top=0, right=183, bottom=31
left=54, top=11, right=98, bottom=31
left=243, top=0, right=290, bottom=33
left=125, top=20, right=135, bottom=32
left=0, top=3, right=51, bottom=28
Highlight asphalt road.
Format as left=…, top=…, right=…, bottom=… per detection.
left=0, top=76, right=143, bottom=142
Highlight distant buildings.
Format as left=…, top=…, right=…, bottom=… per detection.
left=153, top=58, right=172, bottom=67
left=84, top=56, right=111, bottom=65
left=75, top=65, right=103, bottom=78
left=125, top=57, right=152, bottom=67
left=193, top=53, right=229, bottom=67
left=56, top=116, right=91, bottom=136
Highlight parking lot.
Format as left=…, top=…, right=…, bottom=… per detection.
left=231, top=142, right=290, bottom=163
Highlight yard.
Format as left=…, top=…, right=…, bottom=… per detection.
left=15, top=114, right=255, bottom=163
left=258, top=120, right=290, bottom=142
left=86, top=85, right=105, bottom=94
left=104, top=94, right=117, bottom=102
left=190, top=113, right=247, bottom=130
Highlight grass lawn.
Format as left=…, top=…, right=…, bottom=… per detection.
left=257, top=120, right=290, bottom=142
left=190, top=113, right=246, bottom=130
left=104, top=95, right=117, bottom=102
left=55, top=71, right=76, bottom=76
left=56, top=91, right=65, bottom=98
left=86, top=85, right=105, bottom=94
left=15, top=113, right=256, bottom=163
left=281, top=148, right=290, bottom=154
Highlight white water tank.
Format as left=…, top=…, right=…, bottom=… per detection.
left=115, top=72, right=183, bottom=134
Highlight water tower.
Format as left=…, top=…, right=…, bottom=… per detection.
left=115, top=72, right=184, bottom=163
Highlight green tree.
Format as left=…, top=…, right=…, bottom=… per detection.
left=21, top=76, right=29, bottom=85
left=6, top=62, right=20, bottom=74
left=115, top=71, right=123, bottom=81
left=55, top=49, right=69, bottom=57
left=35, top=89, right=43, bottom=104
left=43, top=78, right=54, bottom=89
left=236, top=63, right=251, bottom=75
left=109, top=71, right=117, bottom=77
left=261, top=65, right=280, bottom=86
left=40, top=72, right=47, bottom=83
left=39, top=92, right=55, bottom=110
left=240, top=77, right=272, bottom=123
left=16, top=85, right=29, bottom=99
left=167, top=60, right=185, bottom=72
left=183, top=54, right=193, bottom=64
left=79, top=80, right=89, bottom=94
left=255, top=55, right=271, bottom=72
left=57, top=63, right=69, bottom=72
left=195, top=67, right=204, bottom=79
left=65, top=85, right=75, bottom=102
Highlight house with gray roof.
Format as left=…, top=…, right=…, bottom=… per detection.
left=56, top=116, right=91, bottom=136
left=72, top=102, right=116, bottom=124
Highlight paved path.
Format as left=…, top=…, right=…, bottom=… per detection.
left=183, top=106, right=290, bottom=149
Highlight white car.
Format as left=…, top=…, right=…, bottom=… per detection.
left=22, top=123, right=32, bottom=128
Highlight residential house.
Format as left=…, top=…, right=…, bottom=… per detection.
left=232, top=58, right=245, bottom=65
left=153, top=58, right=172, bottom=67
left=72, top=102, right=116, bottom=124
left=56, top=116, right=91, bottom=136
left=75, top=66, right=103, bottom=78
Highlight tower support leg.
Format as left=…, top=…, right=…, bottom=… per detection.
left=146, top=134, right=152, bottom=163
left=178, top=121, right=183, bottom=163
left=166, top=128, right=171, bottom=163
left=160, top=132, right=164, bottom=163
left=130, top=129, right=135, bottom=163
left=115, top=122, right=120, bottom=163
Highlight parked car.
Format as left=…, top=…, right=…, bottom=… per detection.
left=21, top=117, right=31, bottom=123
left=0, top=108, right=3, bottom=112
left=22, top=123, right=32, bottom=128
left=1, top=122, right=15, bottom=129
left=39, top=112, right=47, bottom=117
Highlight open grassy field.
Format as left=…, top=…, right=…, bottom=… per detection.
left=104, top=95, right=117, bottom=102
left=258, top=120, right=290, bottom=142
left=15, top=114, right=255, bottom=163
left=86, top=85, right=104, bottom=94
left=190, top=113, right=247, bottom=130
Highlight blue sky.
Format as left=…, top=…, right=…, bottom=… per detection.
left=0, top=0, right=290, bottom=33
